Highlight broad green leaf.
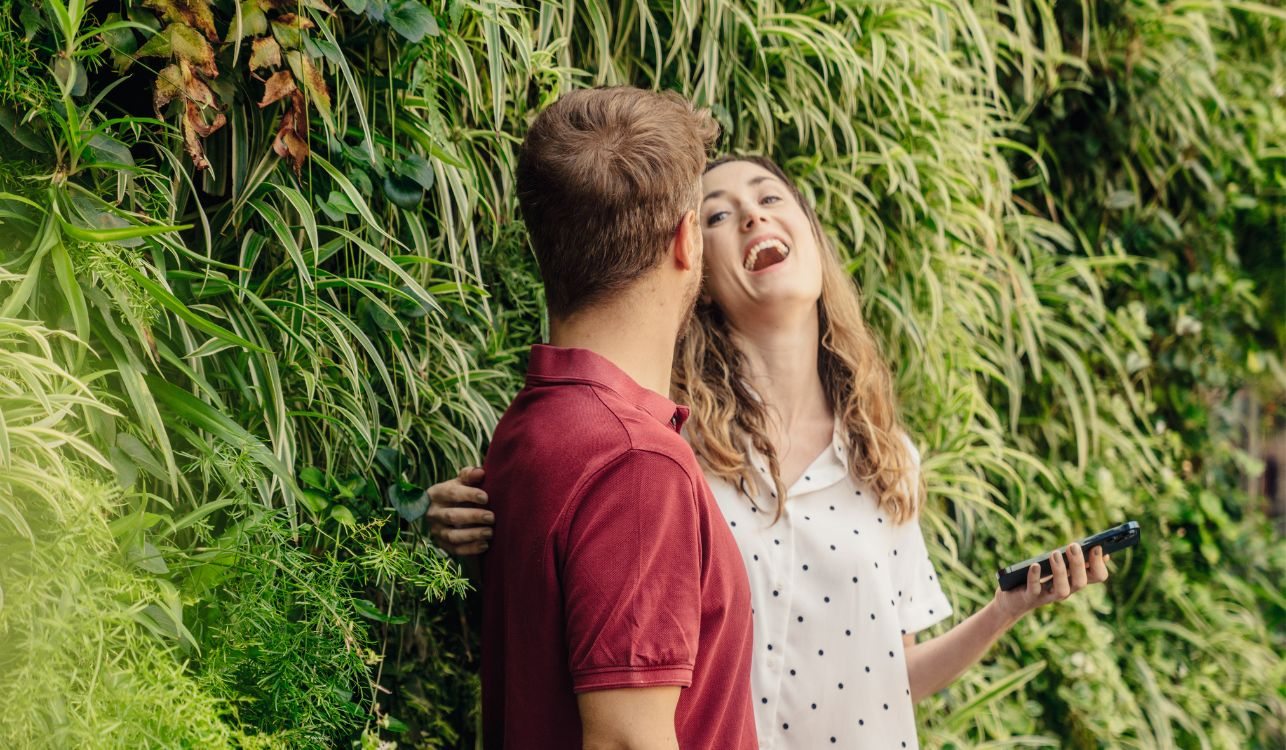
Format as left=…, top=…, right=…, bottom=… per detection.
left=386, top=0, right=438, bottom=43
left=395, top=154, right=435, bottom=191
left=329, top=505, right=357, bottom=527
left=382, top=173, right=422, bottom=208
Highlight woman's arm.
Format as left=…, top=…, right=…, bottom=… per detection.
left=903, top=543, right=1109, bottom=701
left=426, top=466, right=495, bottom=555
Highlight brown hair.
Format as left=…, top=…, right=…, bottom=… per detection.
left=673, top=155, right=924, bottom=523
left=516, top=87, right=719, bottom=318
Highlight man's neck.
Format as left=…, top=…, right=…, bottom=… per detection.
left=729, top=304, right=830, bottom=431
left=548, top=295, right=681, bottom=398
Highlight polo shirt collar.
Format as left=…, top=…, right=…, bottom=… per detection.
left=526, top=344, right=690, bottom=432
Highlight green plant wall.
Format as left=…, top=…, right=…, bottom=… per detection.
left=0, top=0, right=1282, bottom=747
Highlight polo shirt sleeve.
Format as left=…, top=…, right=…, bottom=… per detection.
left=558, top=448, right=703, bottom=693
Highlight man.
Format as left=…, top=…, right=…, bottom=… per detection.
left=479, top=87, right=757, bottom=749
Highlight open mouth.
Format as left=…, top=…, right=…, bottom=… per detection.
left=743, top=237, right=791, bottom=272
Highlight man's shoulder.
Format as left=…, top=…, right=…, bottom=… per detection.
left=497, top=380, right=689, bottom=455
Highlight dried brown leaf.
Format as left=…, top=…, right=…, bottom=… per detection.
left=250, top=36, right=282, bottom=72
left=273, top=90, right=309, bottom=174
left=143, top=0, right=218, bottom=41
left=258, top=70, right=297, bottom=108
left=275, top=13, right=315, bottom=29
left=286, top=50, right=333, bottom=133
left=154, top=64, right=183, bottom=115
left=185, top=100, right=226, bottom=138
left=182, top=111, right=210, bottom=170
left=170, top=23, right=217, bottom=77
left=179, top=58, right=216, bottom=109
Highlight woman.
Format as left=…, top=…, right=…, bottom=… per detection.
left=428, top=156, right=1110, bottom=747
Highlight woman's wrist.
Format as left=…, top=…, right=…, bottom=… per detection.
left=985, top=592, right=1025, bottom=632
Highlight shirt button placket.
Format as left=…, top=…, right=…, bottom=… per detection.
left=768, top=512, right=796, bottom=744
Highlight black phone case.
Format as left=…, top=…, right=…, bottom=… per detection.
left=997, top=521, right=1140, bottom=591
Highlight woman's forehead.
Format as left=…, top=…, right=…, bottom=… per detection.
left=701, top=160, right=783, bottom=198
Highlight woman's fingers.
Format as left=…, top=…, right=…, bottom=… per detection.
left=457, top=465, right=487, bottom=487
left=1048, top=549, right=1072, bottom=600
left=428, top=475, right=489, bottom=507
left=441, top=525, right=494, bottom=545
left=1025, top=562, right=1042, bottom=598
left=1067, top=543, right=1088, bottom=591
left=1088, top=545, right=1110, bottom=583
left=430, top=505, right=494, bottom=529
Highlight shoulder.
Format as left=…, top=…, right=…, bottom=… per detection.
left=575, top=448, right=702, bottom=504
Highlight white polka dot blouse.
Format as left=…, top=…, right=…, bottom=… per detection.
left=706, top=426, right=952, bottom=749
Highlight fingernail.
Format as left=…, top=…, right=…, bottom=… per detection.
left=477, top=493, right=489, bottom=503
left=480, top=543, right=489, bottom=551
left=483, top=513, right=495, bottom=523
left=483, top=528, right=494, bottom=538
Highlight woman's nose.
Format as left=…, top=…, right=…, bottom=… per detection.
left=741, top=210, right=766, bottom=230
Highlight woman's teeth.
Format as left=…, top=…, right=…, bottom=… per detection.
left=744, top=239, right=791, bottom=271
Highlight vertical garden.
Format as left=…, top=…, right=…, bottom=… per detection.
left=1, top=0, right=1282, bottom=747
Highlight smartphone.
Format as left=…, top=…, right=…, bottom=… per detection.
left=997, top=521, right=1140, bottom=591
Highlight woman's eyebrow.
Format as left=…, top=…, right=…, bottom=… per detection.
left=703, top=176, right=780, bottom=204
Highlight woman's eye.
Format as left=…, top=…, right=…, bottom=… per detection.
left=761, top=194, right=781, bottom=205
left=706, top=210, right=729, bottom=226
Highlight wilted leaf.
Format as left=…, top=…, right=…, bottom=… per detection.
left=228, top=0, right=268, bottom=42
left=340, top=0, right=366, bottom=14
left=273, top=90, right=310, bottom=174
left=286, top=50, right=334, bottom=134
left=169, top=23, right=217, bottom=76
left=249, top=35, right=281, bottom=71
left=386, top=0, right=439, bottom=43
left=270, top=13, right=314, bottom=49
left=154, top=64, right=182, bottom=113
left=185, top=100, right=226, bottom=137
left=258, top=69, right=296, bottom=107
left=134, top=28, right=173, bottom=61
left=143, top=0, right=218, bottom=40
left=167, top=59, right=225, bottom=171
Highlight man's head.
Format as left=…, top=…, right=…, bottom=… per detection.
left=516, top=87, right=718, bottom=321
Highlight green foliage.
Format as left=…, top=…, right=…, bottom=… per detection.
left=0, top=0, right=1282, bottom=747
left=0, top=321, right=241, bottom=750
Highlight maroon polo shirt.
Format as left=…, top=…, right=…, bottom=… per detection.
left=480, top=344, right=756, bottom=749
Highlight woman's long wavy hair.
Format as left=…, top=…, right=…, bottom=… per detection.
left=673, top=155, right=923, bottom=524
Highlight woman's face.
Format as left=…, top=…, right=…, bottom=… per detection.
left=699, top=160, right=824, bottom=327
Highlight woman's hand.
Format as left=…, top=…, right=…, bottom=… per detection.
left=426, top=467, right=495, bottom=555
left=906, top=542, right=1112, bottom=701
left=994, top=543, right=1110, bottom=623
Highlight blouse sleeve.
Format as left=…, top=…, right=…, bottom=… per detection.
left=890, top=436, right=952, bottom=634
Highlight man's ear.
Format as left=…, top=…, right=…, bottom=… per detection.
left=672, top=209, right=701, bottom=271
